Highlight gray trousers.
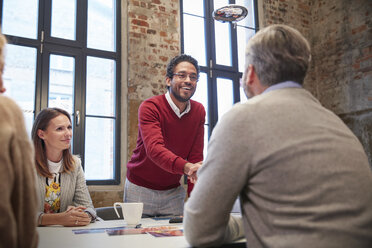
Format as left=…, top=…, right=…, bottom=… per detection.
left=124, top=179, right=185, bottom=217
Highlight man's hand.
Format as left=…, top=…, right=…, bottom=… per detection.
left=184, top=161, right=203, bottom=183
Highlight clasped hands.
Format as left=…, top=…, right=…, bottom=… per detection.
left=62, top=205, right=91, bottom=227
left=184, top=161, right=203, bottom=183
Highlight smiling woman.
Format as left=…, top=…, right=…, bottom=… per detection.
left=31, top=108, right=97, bottom=227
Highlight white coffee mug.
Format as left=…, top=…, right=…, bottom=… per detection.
left=113, top=202, right=143, bottom=226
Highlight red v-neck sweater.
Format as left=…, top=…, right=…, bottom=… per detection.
left=127, top=94, right=205, bottom=190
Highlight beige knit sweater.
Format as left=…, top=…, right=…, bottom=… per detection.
left=0, top=96, right=38, bottom=248
left=184, top=88, right=372, bottom=248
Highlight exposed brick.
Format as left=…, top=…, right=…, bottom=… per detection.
left=129, top=32, right=142, bottom=38
left=141, top=61, right=149, bottom=67
left=159, top=6, right=166, bottom=12
left=352, top=25, right=367, bottom=35
left=131, top=19, right=149, bottom=27
left=159, top=56, right=168, bottom=62
left=128, top=12, right=136, bottom=18
left=147, top=29, right=156, bottom=35
left=138, top=14, right=148, bottom=20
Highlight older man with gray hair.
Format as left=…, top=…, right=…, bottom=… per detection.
left=184, top=24, right=372, bottom=248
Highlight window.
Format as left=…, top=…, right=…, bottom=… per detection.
left=181, top=0, right=258, bottom=152
left=1, top=0, right=121, bottom=185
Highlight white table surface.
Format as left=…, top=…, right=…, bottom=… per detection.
left=37, top=218, right=190, bottom=248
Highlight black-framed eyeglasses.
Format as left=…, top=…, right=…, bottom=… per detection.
left=173, top=72, right=198, bottom=82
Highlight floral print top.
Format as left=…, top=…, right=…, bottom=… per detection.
left=44, top=173, right=61, bottom=213
left=44, top=159, right=63, bottom=213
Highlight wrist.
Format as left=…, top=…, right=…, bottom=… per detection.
left=84, top=209, right=96, bottom=222
left=183, top=162, right=191, bottom=174
left=38, top=213, right=44, bottom=226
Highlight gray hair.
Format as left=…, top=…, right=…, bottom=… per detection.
left=245, top=24, right=311, bottom=86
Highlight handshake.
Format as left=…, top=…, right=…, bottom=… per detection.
left=184, top=161, right=203, bottom=183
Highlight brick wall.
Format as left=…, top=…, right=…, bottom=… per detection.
left=261, top=0, right=372, bottom=165
left=127, top=0, right=180, bottom=160
left=310, top=0, right=372, bottom=164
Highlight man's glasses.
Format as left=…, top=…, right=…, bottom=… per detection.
left=173, top=72, right=198, bottom=82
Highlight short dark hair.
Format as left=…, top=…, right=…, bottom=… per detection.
left=166, top=54, right=200, bottom=80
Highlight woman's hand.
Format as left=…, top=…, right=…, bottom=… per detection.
left=60, top=206, right=91, bottom=227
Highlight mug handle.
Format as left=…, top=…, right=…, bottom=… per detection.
left=113, top=202, right=121, bottom=218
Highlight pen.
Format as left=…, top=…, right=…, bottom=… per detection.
left=135, top=224, right=142, bottom=228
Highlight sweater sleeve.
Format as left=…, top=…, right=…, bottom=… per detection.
left=138, top=100, right=186, bottom=175
left=72, top=158, right=96, bottom=219
left=184, top=106, right=248, bottom=247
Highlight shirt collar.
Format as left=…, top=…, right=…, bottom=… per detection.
left=262, top=81, right=302, bottom=95
left=165, top=91, right=191, bottom=118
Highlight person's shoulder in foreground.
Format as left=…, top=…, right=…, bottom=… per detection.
left=0, top=29, right=38, bottom=248
left=0, top=97, right=39, bottom=247
left=183, top=24, right=372, bottom=248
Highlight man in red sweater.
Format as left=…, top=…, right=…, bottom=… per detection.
left=124, top=54, right=205, bottom=217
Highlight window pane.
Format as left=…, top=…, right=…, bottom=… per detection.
left=235, top=0, right=256, bottom=28
left=87, top=0, right=116, bottom=51
left=217, top=78, right=234, bottom=120
left=191, top=72, right=209, bottom=160
left=2, top=0, right=39, bottom=39
left=214, top=0, right=229, bottom=9
left=48, top=55, right=75, bottom=114
left=191, top=72, right=208, bottom=124
left=84, top=117, right=114, bottom=180
left=3, top=44, right=37, bottom=134
left=24, top=112, right=35, bottom=137
left=86, top=57, right=116, bottom=116
left=183, top=14, right=206, bottom=66
left=237, top=26, right=255, bottom=72
left=240, top=86, right=248, bottom=103
left=213, top=0, right=231, bottom=66
left=203, top=125, right=209, bottom=158
left=214, top=21, right=232, bottom=66
left=51, top=0, right=76, bottom=40
left=183, top=0, right=204, bottom=16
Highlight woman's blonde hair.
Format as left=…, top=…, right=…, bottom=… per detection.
left=0, top=29, right=7, bottom=68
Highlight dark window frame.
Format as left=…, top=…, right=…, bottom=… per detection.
left=0, top=0, right=121, bottom=185
left=180, top=0, right=259, bottom=136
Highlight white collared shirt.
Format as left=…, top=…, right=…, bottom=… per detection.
left=262, top=81, right=302, bottom=95
left=165, top=91, right=191, bottom=118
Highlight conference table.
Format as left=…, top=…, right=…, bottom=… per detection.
left=37, top=216, right=246, bottom=248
